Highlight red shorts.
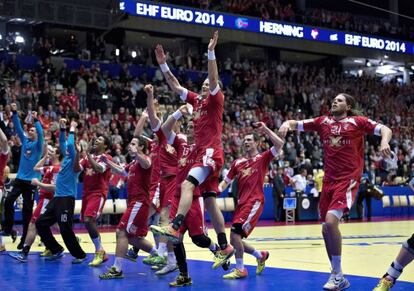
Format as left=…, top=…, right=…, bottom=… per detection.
left=319, top=179, right=360, bottom=221
left=149, top=183, right=161, bottom=213
left=192, top=147, right=224, bottom=195
left=118, top=200, right=150, bottom=237
left=80, top=192, right=106, bottom=221
left=31, top=197, right=51, bottom=223
left=232, top=199, right=264, bottom=238
left=170, top=195, right=206, bottom=237
left=160, top=175, right=176, bottom=208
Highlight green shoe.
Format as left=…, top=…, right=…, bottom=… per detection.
left=142, top=254, right=167, bottom=266
left=169, top=273, right=192, bottom=287
left=99, top=266, right=124, bottom=280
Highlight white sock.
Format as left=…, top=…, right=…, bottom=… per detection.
left=331, top=255, right=342, bottom=275
left=150, top=247, right=158, bottom=256
left=92, top=237, right=103, bottom=252
left=252, top=250, right=262, bottom=259
left=114, top=257, right=125, bottom=272
left=157, top=242, right=167, bottom=256
left=236, top=258, right=244, bottom=270
left=386, top=260, right=404, bottom=280
left=167, top=252, right=176, bottom=265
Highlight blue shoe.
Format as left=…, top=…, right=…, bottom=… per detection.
left=9, top=251, right=28, bottom=263
left=124, top=248, right=138, bottom=262
left=45, top=250, right=64, bottom=261
left=72, top=256, right=87, bottom=264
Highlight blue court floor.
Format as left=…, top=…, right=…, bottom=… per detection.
left=1, top=252, right=413, bottom=291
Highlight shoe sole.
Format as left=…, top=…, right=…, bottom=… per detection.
left=155, top=266, right=178, bottom=276
left=89, top=256, right=109, bottom=266
left=323, top=281, right=351, bottom=291
left=99, top=276, right=124, bottom=280
left=149, top=226, right=180, bottom=243
left=212, top=248, right=236, bottom=270
left=8, top=253, right=27, bottom=263
left=169, top=282, right=192, bottom=287
left=223, top=275, right=248, bottom=280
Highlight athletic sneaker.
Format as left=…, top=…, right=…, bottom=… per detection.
left=45, top=250, right=64, bottom=261
left=373, top=278, right=394, bottom=291
left=142, top=254, right=166, bottom=266
left=39, top=249, right=52, bottom=257
left=99, top=266, right=124, bottom=280
left=223, top=268, right=248, bottom=279
left=169, top=273, right=192, bottom=287
left=212, top=245, right=235, bottom=269
left=9, top=251, right=28, bottom=263
left=323, top=272, right=351, bottom=290
left=256, top=251, right=270, bottom=275
left=89, top=250, right=109, bottom=266
left=72, top=256, right=87, bottom=264
left=150, top=225, right=180, bottom=243
left=124, top=248, right=138, bottom=262
left=0, top=245, right=5, bottom=252
left=155, top=264, right=178, bottom=276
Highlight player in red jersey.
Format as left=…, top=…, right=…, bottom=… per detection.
left=157, top=105, right=228, bottom=286
left=74, top=135, right=112, bottom=266
left=152, top=31, right=234, bottom=269
left=218, top=122, right=284, bottom=279
left=279, top=93, right=392, bottom=290
left=9, top=145, right=61, bottom=262
left=142, top=84, right=178, bottom=271
left=0, top=125, right=10, bottom=252
left=99, top=136, right=160, bottom=280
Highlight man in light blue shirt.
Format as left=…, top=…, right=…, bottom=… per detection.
left=35, top=119, right=86, bottom=263
left=2, top=103, right=44, bottom=249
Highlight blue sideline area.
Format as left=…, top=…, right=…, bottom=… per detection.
left=1, top=252, right=413, bottom=291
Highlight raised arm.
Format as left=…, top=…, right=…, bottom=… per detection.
left=33, top=111, right=44, bottom=152
left=278, top=120, right=299, bottom=137
left=154, top=44, right=185, bottom=95
left=67, top=121, right=77, bottom=159
left=254, top=122, right=285, bottom=150
left=101, top=155, right=127, bottom=176
left=58, top=119, right=68, bottom=156
left=144, top=84, right=161, bottom=130
left=133, top=110, right=148, bottom=138
left=161, top=105, right=188, bottom=139
left=207, top=31, right=219, bottom=91
left=11, top=103, right=26, bottom=143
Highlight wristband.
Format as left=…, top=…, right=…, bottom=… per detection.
left=207, top=50, right=216, bottom=60
left=172, top=110, right=182, bottom=120
left=160, top=63, right=170, bottom=73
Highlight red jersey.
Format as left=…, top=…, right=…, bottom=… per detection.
left=39, top=164, right=60, bottom=199
left=183, top=87, right=224, bottom=149
left=225, top=148, right=277, bottom=205
left=148, top=140, right=161, bottom=193
left=0, top=152, right=8, bottom=188
left=125, top=157, right=152, bottom=202
left=153, top=124, right=178, bottom=176
left=80, top=153, right=112, bottom=196
left=299, top=115, right=383, bottom=181
left=170, top=133, right=200, bottom=198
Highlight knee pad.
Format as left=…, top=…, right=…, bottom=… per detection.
left=186, top=175, right=199, bottom=187
left=403, top=234, right=414, bottom=255
left=231, top=223, right=244, bottom=236
left=191, top=234, right=211, bottom=248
